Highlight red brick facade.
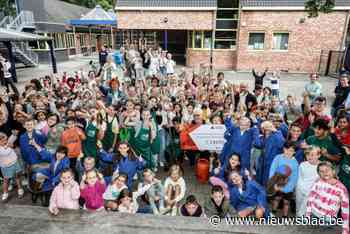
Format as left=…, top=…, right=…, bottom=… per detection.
left=186, top=49, right=237, bottom=70
left=117, top=11, right=214, bottom=30
left=236, top=11, right=348, bottom=73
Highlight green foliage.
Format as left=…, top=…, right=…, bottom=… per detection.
left=305, top=0, right=335, bottom=17
left=61, top=0, right=114, bottom=10
left=0, top=0, right=16, bottom=16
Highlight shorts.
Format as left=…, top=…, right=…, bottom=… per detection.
left=1, top=161, right=22, bottom=179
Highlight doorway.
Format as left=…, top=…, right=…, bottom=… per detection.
left=158, top=30, right=187, bottom=65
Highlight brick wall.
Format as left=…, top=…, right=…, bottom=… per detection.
left=236, top=11, right=348, bottom=73
left=117, top=10, right=214, bottom=30
left=186, top=49, right=237, bottom=70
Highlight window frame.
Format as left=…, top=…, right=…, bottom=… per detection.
left=272, top=32, right=290, bottom=51
left=248, top=32, right=266, bottom=51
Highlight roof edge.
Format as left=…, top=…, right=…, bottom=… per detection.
left=115, top=7, right=216, bottom=11
left=242, top=6, right=350, bottom=11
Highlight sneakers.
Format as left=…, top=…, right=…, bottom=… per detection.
left=2, top=193, right=8, bottom=201
left=18, top=189, right=24, bottom=198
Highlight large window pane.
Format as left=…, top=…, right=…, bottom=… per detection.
left=194, top=31, right=202, bottom=48
left=248, top=33, right=265, bottom=50
left=215, top=40, right=236, bottom=49
left=215, top=31, right=236, bottom=40
left=273, top=33, right=289, bottom=50
left=217, top=10, right=235, bottom=19
left=216, top=20, right=238, bottom=30
left=204, top=31, right=212, bottom=48
left=218, top=0, right=239, bottom=8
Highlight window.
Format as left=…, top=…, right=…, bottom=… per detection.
left=273, top=33, right=289, bottom=50
left=52, top=33, right=65, bottom=49
left=188, top=31, right=212, bottom=49
left=67, top=33, right=75, bottom=48
left=215, top=0, right=239, bottom=50
left=194, top=31, right=202, bottom=48
left=248, top=33, right=265, bottom=50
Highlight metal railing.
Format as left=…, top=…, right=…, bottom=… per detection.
left=0, top=16, right=14, bottom=28
left=7, top=11, right=35, bottom=31
left=13, top=42, right=39, bottom=66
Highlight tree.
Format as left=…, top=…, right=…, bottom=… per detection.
left=0, top=0, right=16, bottom=16
left=305, top=0, right=335, bottom=17
left=61, top=0, right=114, bottom=10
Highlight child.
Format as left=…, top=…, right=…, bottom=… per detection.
left=204, top=185, right=236, bottom=218
left=180, top=195, right=204, bottom=217
left=48, top=168, right=80, bottom=215
left=0, top=132, right=24, bottom=201
left=76, top=156, right=96, bottom=183
left=268, top=71, right=280, bottom=97
left=61, top=117, right=86, bottom=171
left=210, top=154, right=249, bottom=199
left=295, top=146, right=320, bottom=217
left=80, top=169, right=106, bottom=211
left=165, top=53, right=176, bottom=77
left=33, top=143, right=69, bottom=192
left=228, top=171, right=268, bottom=218
left=117, top=188, right=138, bottom=214
left=306, top=162, right=349, bottom=234
left=103, top=173, right=128, bottom=211
left=99, top=141, right=145, bottom=189
left=137, top=168, right=165, bottom=214
left=268, top=142, right=299, bottom=217
left=20, top=118, right=47, bottom=166
left=164, top=164, right=186, bottom=216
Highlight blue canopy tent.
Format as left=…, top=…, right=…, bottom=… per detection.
left=68, top=5, right=117, bottom=51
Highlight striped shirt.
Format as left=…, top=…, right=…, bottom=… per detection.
left=306, top=179, right=349, bottom=234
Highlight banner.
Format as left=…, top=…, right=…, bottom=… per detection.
left=189, top=124, right=226, bottom=151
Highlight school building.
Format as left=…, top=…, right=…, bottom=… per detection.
left=115, top=0, right=350, bottom=74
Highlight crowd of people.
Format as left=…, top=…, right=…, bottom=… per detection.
left=0, top=43, right=350, bottom=233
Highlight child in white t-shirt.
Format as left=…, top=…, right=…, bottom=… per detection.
left=166, top=53, right=176, bottom=76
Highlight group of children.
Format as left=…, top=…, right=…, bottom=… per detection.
left=0, top=44, right=349, bottom=233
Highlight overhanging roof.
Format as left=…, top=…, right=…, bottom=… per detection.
left=115, top=0, right=217, bottom=10
left=0, top=28, right=51, bottom=42
left=69, top=5, right=116, bottom=26
left=241, top=0, right=350, bottom=9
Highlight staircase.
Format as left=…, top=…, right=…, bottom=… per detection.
left=0, top=11, right=38, bottom=67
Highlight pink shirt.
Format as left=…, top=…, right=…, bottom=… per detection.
left=49, top=181, right=80, bottom=211
left=80, top=181, right=106, bottom=210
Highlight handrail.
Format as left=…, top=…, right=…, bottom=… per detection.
left=13, top=42, right=38, bottom=65
left=0, top=16, right=14, bottom=28
left=7, top=11, right=35, bottom=31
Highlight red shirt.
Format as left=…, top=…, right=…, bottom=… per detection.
left=335, top=128, right=350, bottom=145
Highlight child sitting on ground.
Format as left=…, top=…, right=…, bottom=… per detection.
left=164, top=164, right=186, bottom=216
left=117, top=188, right=138, bottom=214
left=204, top=185, right=236, bottom=218
left=103, top=173, right=128, bottom=211
left=80, top=169, right=106, bottom=211
left=0, top=132, right=24, bottom=201
left=48, top=168, right=80, bottom=215
left=180, top=195, right=204, bottom=217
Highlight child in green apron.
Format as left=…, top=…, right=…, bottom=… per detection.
left=101, top=106, right=119, bottom=152
left=128, top=109, right=157, bottom=170
left=82, top=108, right=102, bottom=161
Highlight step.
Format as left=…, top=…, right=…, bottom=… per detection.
left=0, top=204, right=340, bottom=234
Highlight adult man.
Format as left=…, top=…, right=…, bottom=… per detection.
left=0, top=54, right=18, bottom=95
left=304, top=73, right=322, bottom=103
left=99, top=45, right=108, bottom=68
left=332, top=74, right=350, bottom=117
